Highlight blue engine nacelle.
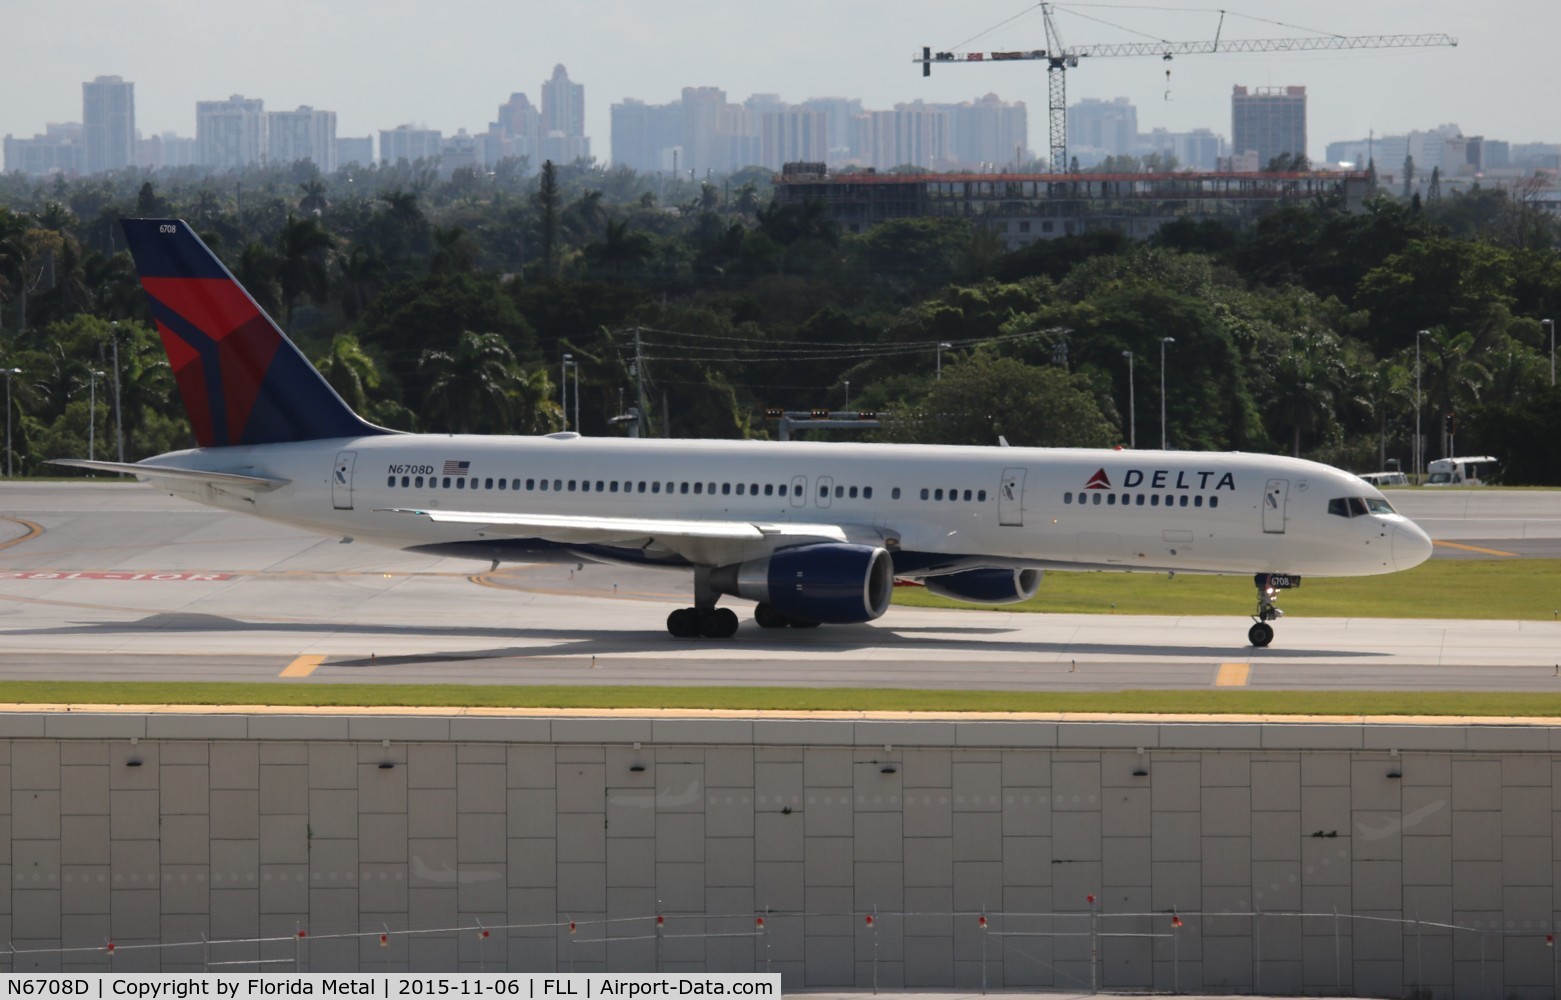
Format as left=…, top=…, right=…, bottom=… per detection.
left=923, top=567, right=1042, bottom=605
left=711, top=542, right=894, bottom=624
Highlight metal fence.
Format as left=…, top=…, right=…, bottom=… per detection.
left=5, top=907, right=1558, bottom=996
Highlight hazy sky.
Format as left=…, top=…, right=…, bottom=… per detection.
left=4, top=0, right=1556, bottom=163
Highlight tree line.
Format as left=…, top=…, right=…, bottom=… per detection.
left=1, top=155, right=1558, bottom=483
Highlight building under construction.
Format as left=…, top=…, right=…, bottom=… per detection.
left=774, top=164, right=1371, bottom=248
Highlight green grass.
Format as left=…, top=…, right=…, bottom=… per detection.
left=4, top=682, right=1561, bottom=717
left=894, top=558, right=1561, bottom=621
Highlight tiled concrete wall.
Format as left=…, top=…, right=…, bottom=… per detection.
left=2, top=713, right=1559, bottom=997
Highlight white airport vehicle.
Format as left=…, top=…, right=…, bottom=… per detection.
left=1425, top=456, right=1499, bottom=487
left=56, top=220, right=1435, bottom=648
left=1359, top=471, right=1410, bottom=487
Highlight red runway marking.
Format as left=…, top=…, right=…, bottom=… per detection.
left=0, top=571, right=234, bottom=582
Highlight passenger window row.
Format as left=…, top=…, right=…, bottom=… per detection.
left=383, top=475, right=1000, bottom=507
left=1063, top=491, right=1219, bottom=509
left=916, top=487, right=988, bottom=502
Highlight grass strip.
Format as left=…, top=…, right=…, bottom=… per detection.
left=894, top=558, right=1561, bottom=620
left=5, top=682, right=1561, bottom=717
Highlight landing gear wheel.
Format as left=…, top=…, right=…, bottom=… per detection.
left=1248, top=622, right=1274, bottom=648
left=754, top=603, right=788, bottom=629
left=700, top=607, right=739, bottom=639
left=666, top=607, right=701, bottom=638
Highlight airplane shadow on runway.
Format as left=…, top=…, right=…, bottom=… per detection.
left=11, top=611, right=1386, bottom=667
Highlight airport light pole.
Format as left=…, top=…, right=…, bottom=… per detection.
left=568, top=352, right=580, bottom=430
left=3, top=368, right=20, bottom=478
left=936, top=341, right=951, bottom=379
left=1121, top=350, right=1135, bottom=448
left=1158, top=337, right=1174, bottom=451
left=1415, top=330, right=1429, bottom=482
left=572, top=357, right=580, bottom=434
left=88, top=369, right=104, bottom=462
left=1545, top=318, right=1555, bottom=387
left=111, top=321, right=124, bottom=463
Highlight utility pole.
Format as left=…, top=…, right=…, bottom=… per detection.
left=573, top=357, right=580, bottom=434
left=1415, top=330, right=1429, bottom=482
left=1122, top=350, right=1135, bottom=448
left=1544, top=318, right=1555, bottom=387
left=111, top=322, right=124, bottom=463
left=3, top=368, right=20, bottom=478
left=634, top=327, right=650, bottom=438
left=561, top=353, right=572, bottom=431
left=1159, top=337, right=1174, bottom=450
left=88, top=369, right=105, bottom=462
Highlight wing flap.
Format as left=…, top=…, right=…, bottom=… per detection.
left=381, top=507, right=850, bottom=549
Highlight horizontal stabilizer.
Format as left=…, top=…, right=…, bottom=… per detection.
left=49, top=459, right=290, bottom=490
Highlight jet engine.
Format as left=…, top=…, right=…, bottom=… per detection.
left=923, top=567, right=1042, bottom=605
left=711, top=542, right=894, bottom=624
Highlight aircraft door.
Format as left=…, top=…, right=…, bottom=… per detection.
left=332, top=451, right=357, bottom=510
left=999, top=467, right=1026, bottom=526
left=816, top=475, right=833, bottom=508
left=1262, top=478, right=1288, bottom=533
left=790, top=475, right=807, bottom=507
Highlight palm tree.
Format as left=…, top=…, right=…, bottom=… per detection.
left=1263, top=329, right=1348, bottom=457
left=1361, top=359, right=1413, bottom=470
left=1421, top=329, right=1489, bottom=455
left=336, top=244, right=387, bottom=321
left=298, top=180, right=329, bottom=216
left=420, top=331, right=522, bottom=434
left=275, top=215, right=335, bottom=331
left=314, top=334, right=381, bottom=414
left=429, top=225, right=479, bottom=274
left=587, top=218, right=654, bottom=276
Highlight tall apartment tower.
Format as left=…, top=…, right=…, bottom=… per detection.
left=266, top=106, right=337, bottom=172
left=196, top=95, right=266, bottom=170
left=1232, top=85, right=1307, bottom=169
left=761, top=109, right=826, bottom=170
left=541, top=65, right=585, bottom=138
left=1069, top=97, right=1137, bottom=158
left=379, top=124, right=442, bottom=163
left=82, top=75, right=135, bottom=174
left=610, top=98, right=681, bottom=173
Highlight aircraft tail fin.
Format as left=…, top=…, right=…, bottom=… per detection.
left=120, top=218, right=390, bottom=447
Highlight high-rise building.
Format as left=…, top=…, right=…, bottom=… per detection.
left=541, top=64, right=585, bottom=139
left=942, top=93, right=1028, bottom=169
left=82, top=75, right=135, bottom=174
left=1231, top=85, right=1306, bottom=169
left=1069, top=97, right=1137, bottom=158
left=137, top=131, right=198, bottom=170
left=799, top=97, right=862, bottom=164
left=196, top=95, right=266, bottom=170
left=761, top=109, right=826, bottom=171
left=3, top=123, right=85, bottom=176
left=336, top=136, right=373, bottom=168
left=610, top=98, right=681, bottom=173
left=679, top=86, right=727, bottom=177
left=1142, top=127, right=1224, bottom=171
left=266, top=106, right=337, bottom=172
left=856, top=103, right=951, bottom=171
left=379, top=124, right=442, bottom=164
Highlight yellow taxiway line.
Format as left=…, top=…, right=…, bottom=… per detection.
left=279, top=654, right=325, bottom=678
left=1433, top=540, right=1518, bottom=557
left=1215, top=662, right=1251, bottom=687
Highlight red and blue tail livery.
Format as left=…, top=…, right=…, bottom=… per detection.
left=120, top=219, right=388, bottom=446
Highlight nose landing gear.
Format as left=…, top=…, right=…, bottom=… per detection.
left=1249, top=572, right=1298, bottom=647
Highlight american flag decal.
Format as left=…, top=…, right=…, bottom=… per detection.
left=442, top=460, right=471, bottom=476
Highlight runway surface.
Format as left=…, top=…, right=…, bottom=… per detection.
left=1, top=482, right=1558, bottom=691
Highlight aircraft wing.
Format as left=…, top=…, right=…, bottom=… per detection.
left=381, top=506, right=857, bottom=561
left=49, top=459, right=290, bottom=490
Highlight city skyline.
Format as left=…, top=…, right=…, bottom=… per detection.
left=1, top=0, right=1556, bottom=168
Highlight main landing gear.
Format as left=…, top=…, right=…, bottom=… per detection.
left=666, top=566, right=741, bottom=639
left=1248, top=572, right=1293, bottom=647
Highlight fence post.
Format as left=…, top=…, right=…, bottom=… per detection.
left=1253, top=907, right=1261, bottom=993
left=202, top=933, right=209, bottom=973
left=568, top=917, right=576, bottom=974
left=382, top=924, right=393, bottom=973
left=865, top=910, right=878, bottom=995
left=105, top=939, right=114, bottom=972
left=979, top=911, right=989, bottom=996
left=1333, top=906, right=1341, bottom=992
left=477, top=919, right=488, bottom=973
left=655, top=909, right=665, bottom=975
left=1171, top=911, right=1183, bottom=994
left=1414, top=912, right=1422, bottom=998
left=1087, top=894, right=1098, bottom=995
left=294, top=923, right=304, bottom=973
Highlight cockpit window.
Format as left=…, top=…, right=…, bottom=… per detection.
left=1329, top=496, right=1396, bottom=518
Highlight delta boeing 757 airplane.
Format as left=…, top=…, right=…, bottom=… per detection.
left=57, top=219, right=1433, bottom=647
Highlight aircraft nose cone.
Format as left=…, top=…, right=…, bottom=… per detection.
left=1393, top=523, right=1434, bottom=570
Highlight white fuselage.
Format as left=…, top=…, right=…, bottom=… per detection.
left=138, top=434, right=1433, bottom=579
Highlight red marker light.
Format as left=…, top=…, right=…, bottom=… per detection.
left=569, top=922, right=577, bottom=934
left=1171, top=915, right=1183, bottom=928
left=755, top=917, right=765, bottom=928
left=106, top=942, right=116, bottom=953
left=297, top=930, right=308, bottom=939
left=865, top=914, right=874, bottom=927
left=480, top=929, right=490, bottom=939
left=1086, top=895, right=1096, bottom=904
left=379, top=934, right=389, bottom=948
left=656, top=915, right=664, bottom=926
left=978, top=916, right=987, bottom=928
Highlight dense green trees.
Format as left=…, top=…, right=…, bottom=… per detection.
left=0, top=161, right=1557, bottom=482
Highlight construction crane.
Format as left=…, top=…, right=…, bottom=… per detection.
left=917, top=4, right=1458, bottom=171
